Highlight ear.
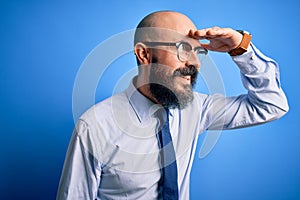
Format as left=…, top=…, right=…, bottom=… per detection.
left=134, top=43, right=151, bottom=65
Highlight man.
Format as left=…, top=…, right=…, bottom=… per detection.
left=57, top=11, right=289, bottom=199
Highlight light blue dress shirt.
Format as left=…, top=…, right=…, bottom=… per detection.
left=57, top=43, right=289, bottom=200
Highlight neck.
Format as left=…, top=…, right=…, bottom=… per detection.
left=135, top=75, right=159, bottom=104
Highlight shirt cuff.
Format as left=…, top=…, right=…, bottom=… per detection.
left=231, top=43, right=275, bottom=75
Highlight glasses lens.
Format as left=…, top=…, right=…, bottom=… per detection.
left=178, top=42, right=192, bottom=61
left=195, top=47, right=208, bottom=61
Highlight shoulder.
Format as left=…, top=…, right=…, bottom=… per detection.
left=73, top=92, right=130, bottom=160
left=191, top=91, right=210, bottom=106
left=79, top=92, right=128, bottom=125
left=193, top=91, right=209, bottom=100
left=194, top=91, right=235, bottom=109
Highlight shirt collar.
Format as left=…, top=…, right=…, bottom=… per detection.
left=125, top=77, right=163, bottom=122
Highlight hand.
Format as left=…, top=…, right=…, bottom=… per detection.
left=189, top=27, right=243, bottom=52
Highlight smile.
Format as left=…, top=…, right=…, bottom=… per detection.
left=180, top=75, right=191, bottom=81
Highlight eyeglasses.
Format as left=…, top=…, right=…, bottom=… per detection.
left=143, top=41, right=208, bottom=62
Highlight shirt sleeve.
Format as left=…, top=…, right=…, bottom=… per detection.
left=203, top=43, right=289, bottom=130
left=56, top=120, right=101, bottom=200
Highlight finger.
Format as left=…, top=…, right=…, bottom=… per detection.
left=190, top=28, right=230, bottom=41
left=199, top=43, right=215, bottom=51
left=192, top=29, right=211, bottom=39
left=212, top=26, right=221, bottom=31
left=194, top=28, right=225, bottom=39
left=188, top=29, right=196, bottom=38
left=206, top=28, right=226, bottom=36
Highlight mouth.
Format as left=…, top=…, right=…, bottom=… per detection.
left=173, top=65, right=198, bottom=86
left=180, top=75, right=191, bottom=81
left=177, top=75, right=191, bottom=85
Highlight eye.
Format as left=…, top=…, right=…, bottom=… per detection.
left=194, top=46, right=208, bottom=55
left=179, top=42, right=192, bottom=52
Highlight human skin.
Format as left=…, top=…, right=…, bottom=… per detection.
left=134, top=11, right=243, bottom=105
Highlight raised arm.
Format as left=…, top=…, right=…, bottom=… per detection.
left=191, top=27, right=289, bottom=130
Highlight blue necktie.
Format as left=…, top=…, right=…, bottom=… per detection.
left=158, top=108, right=179, bottom=200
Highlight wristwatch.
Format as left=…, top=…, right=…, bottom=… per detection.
left=228, top=30, right=252, bottom=56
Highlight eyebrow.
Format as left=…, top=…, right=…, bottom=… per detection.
left=183, top=38, right=202, bottom=48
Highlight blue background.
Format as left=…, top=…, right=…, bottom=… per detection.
left=1, top=0, right=299, bottom=199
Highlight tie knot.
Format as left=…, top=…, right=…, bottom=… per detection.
left=155, top=108, right=169, bottom=128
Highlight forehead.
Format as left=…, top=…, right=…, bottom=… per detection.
left=140, top=27, right=201, bottom=46
left=182, top=35, right=201, bottom=47
left=164, top=30, right=201, bottom=47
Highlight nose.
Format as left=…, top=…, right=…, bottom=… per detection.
left=185, top=53, right=201, bottom=70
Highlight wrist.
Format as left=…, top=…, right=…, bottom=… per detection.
left=228, top=30, right=252, bottom=56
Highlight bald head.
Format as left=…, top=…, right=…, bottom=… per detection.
left=134, top=11, right=197, bottom=44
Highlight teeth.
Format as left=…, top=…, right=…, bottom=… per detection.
left=180, top=75, right=191, bottom=81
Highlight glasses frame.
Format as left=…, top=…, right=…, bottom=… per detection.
left=143, top=41, right=208, bottom=62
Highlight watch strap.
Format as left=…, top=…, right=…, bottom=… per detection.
left=228, top=30, right=252, bottom=56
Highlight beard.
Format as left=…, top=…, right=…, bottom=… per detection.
left=149, top=58, right=198, bottom=109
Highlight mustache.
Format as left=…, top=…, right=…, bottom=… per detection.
left=173, top=65, right=198, bottom=86
left=173, top=65, right=198, bottom=77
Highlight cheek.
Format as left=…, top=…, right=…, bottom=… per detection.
left=154, top=49, right=181, bottom=70
left=157, top=53, right=184, bottom=72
